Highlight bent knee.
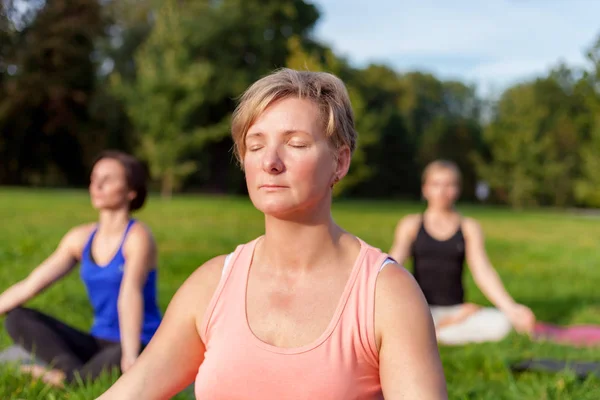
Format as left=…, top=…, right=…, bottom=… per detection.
left=479, top=308, right=512, bottom=331
left=4, top=306, right=28, bottom=332
left=437, top=308, right=512, bottom=345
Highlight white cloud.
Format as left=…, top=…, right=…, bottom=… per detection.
left=313, top=0, right=600, bottom=93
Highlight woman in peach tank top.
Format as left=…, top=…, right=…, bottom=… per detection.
left=97, top=68, right=447, bottom=400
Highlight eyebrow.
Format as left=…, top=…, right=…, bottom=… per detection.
left=246, top=129, right=311, bottom=139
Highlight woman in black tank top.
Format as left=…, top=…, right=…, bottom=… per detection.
left=389, top=160, right=536, bottom=345
left=411, top=217, right=465, bottom=306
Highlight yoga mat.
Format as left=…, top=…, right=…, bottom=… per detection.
left=532, top=322, right=600, bottom=347
left=511, top=359, right=600, bottom=379
left=0, top=345, right=47, bottom=367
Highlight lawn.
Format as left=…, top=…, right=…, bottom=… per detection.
left=1, top=188, right=600, bottom=399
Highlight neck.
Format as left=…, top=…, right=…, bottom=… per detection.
left=261, top=200, right=343, bottom=272
left=425, top=206, right=456, bottom=218
left=97, top=209, right=131, bottom=235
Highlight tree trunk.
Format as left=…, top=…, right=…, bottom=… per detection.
left=161, top=173, right=173, bottom=199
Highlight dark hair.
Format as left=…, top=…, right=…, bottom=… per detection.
left=92, top=150, right=148, bottom=212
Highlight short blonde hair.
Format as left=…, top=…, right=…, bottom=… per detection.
left=422, top=159, right=462, bottom=186
left=231, top=68, right=357, bottom=163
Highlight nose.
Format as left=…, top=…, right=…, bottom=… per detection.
left=262, top=145, right=284, bottom=174
left=89, top=179, right=103, bottom=191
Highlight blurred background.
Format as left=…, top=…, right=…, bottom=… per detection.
left=2, top=0, right=599, bottom=209
left=3, top=1, right=600, bottom=398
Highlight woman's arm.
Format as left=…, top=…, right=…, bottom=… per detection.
left=388, top=214, right=420, bottom=267
left=0, top=225, right=89, bottom=316
left=462, top=218, right=536, bottom=333
left=118, top=223, right=157, bottom=372
left=96, top=255, right=226, bottom=400
left=376, top=263, right=448, bottom=399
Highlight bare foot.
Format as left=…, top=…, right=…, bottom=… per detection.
left=20, top=364, right=65, bottom=388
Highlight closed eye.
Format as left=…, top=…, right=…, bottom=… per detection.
left=289, top=143, right=308, bottom=148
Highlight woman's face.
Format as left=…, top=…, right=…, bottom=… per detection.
left=422, top=167, right=460, bottom=210
left=243, top=97, right=348, bottom=220
left=89, top=158, right=135, bottom=211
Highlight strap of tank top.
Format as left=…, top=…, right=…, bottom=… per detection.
left=378, top=257, right=396, bottom=272
left=81, top=219, right=136, bottom=262
left=221, top=247, right=394, bottom=274
left=221, top=252, right=234, bottom=278
left=420, top=213, right=464, bottom=234
left=117, top=219, right=137, bottom=251
left=82, top=225, right=99, bottom=256
left=200, top=242, right=250, bottom=344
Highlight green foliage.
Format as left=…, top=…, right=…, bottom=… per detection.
left=574, top=39, right=600, bottom=207
left=0, top=0, right=106, bottom=185
left=111, top=0, right=221, bottom=197
left=475, top=66, right=594, bottom=208
left=1, top=0, right=600, bottom=209
left=111, top=0, right=322, bottom=197
left=574, top=118, right=600, bottom=207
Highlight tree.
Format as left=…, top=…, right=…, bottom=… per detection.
left=112, top=0, right=322, bottom=197
left=417, top=116, right=483, bottom=199
left=574, top=37, right=600, bottom=207
left=0, top=0, right=106, bottom=185
left=346, top=65, right=415, bottom=198
left=415, top=81, right=484, bottom=200
left=475, top=67, right=589, bottom=208
left=111, top=0, right=226, bottom=198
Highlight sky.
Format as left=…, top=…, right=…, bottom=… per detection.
left=312, top=0, right=600, bottom=97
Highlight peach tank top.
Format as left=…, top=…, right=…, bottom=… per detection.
left=195, top=237, right=393, bottom=399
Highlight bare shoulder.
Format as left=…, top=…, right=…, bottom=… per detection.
left=127, top=221, right=156, bottom=241
left=374, top=261, right=431, bottom=345
left=61, top=223, right=96, bottom=258
left=375, top=262, right=447, bottom=398
left=395, top=213, right=421, bottom=236
left=189, top=254, right=228, bottom=290
left=181, top=255, right=229, bottom=331
left=65, top=223, right=96, bottom=241
left=399, top=213, right=422, bottom=226
left=376, top=261, right=426, bottom=308
left=124, top=221, right=157, bottom=249
left=461, top=217, right=484, bottom=238
left=159, top=254, right=228, bottom=327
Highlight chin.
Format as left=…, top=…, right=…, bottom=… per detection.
left=258, top=199, right=329, bottom=221
left=256, top=204, right=295, bottom=218
left=429, top=200, right=454, bottom=209
left=251, top=196, right=301, bottom=217
left=92, top=201, right=128, bottom=213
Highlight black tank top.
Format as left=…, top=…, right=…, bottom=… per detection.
left=411, top=217, right=465, bottom=306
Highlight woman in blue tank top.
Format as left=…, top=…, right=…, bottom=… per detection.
left=389, top=160, right=536, bottom=345
left=0, top=150, right=162, bottom=387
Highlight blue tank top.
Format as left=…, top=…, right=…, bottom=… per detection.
left=80, top=219, right=162, bottom=344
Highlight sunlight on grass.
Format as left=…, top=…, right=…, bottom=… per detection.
left=1, top=188, right=600, bottom=398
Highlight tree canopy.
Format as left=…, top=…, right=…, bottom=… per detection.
left=1, top=0, right=599, bottom=207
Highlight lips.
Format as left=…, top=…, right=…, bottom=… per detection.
left=259, top=184, right=287, bottom=189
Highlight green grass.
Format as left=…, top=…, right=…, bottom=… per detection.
left=1, top=188, right=600, bottom=399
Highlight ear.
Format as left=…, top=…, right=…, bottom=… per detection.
left=332, top=145, right=351, bottom=183
left=127, top=190, right=137, bottom=203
